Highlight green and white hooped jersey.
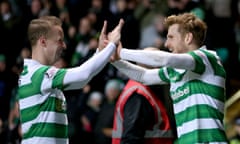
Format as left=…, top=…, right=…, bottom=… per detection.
left=159, top=48, right=228, bottom=144
left=17, top=43, right=117, bottom=144
left=18, top=59, right=68, bottom=144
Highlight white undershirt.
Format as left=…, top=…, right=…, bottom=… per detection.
left=112, top=48, right=196, bottom=85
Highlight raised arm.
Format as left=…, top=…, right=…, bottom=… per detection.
left=63, top=42, right=116, bottom=90
left=120, top=48, right=196, bottom=70
left=63, top=19, right=124, bottom=90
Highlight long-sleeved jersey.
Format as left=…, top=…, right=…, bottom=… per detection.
left=112, top=46, right=228, bottom=143
left=18, top=42, right=116, bottom=144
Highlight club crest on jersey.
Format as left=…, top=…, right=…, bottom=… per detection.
left=56, top=99, right=66, bottom=111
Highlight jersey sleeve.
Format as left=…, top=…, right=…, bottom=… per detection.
left=42, top=66, right=67, bottom=90
left=112, top=60, right=167, bottom=85
left=42, top=42, right=116, bottom=91
left=196, top=49, right=226, bottom=77
left=158, top=67, right=171, bottom=83
left=188, top=51, right=206, bottom=74
left=50, top=68, right=67, bottom=89
left=120, top=48, right=196, bottom=70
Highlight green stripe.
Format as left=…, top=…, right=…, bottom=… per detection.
left=167, top=68, right=185, bottom=82
left=175, top=105, right=224, bottom=127
left=21, top=97, right=65, bottom=123
left=159, top=67, right=186, bottom=83
left=171, top=80, right=225, bottom=103
left=23, top=123, right=68, bottom=139
left=18, top=66, right=50, bottom=99
left=52, top=69, right=67, bottom=90
left=158, top=68, right=170, bottom=83
left=175, top=129, right=227, bottom=143
left=188, top=51, right=205, bottom=74
left=200, top=49, right=226, bottom=78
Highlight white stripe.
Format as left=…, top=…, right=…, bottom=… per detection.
left=41, top=73, right=53, bottom=93
left=22, top=112, right=67, bottom=133
left=19, top=94, right=48, bottom=109
left=19, top=91, right=65, bottom=110
left=173, top=94, right=224, bottom=114
left=21, top=137, right=68, bottom=144
left=170, top=71, right=225, bottom=91
left=177, top=118, right=224, bottom=136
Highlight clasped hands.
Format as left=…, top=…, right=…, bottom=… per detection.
left=98, top=19, right=124, bottom=62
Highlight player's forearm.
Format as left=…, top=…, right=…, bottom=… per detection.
left=112, top=60, right=145, bottom=81
left=120, top=48, right=195, bottom=70
left=112, top=60, right=163, bottom=85
left=64, top=42, right=116, bottom=90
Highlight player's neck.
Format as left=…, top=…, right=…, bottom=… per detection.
left=32, top=51, right=49, bottom=66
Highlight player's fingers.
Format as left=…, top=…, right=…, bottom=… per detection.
left=113, top=19, right=124, bottom=32
left=100, top=20, right=107, bottom=35
left=117, top=19, right=124, bottom=30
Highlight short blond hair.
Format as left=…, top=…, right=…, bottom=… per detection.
left=27, top=16, right=62, bottom=47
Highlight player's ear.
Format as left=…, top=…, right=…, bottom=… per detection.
left=39, top=36, right=47, bottom=48
left=184, top=32, right=193, bottom=45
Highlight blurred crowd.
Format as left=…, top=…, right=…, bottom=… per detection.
left=0, top=0, right=240, bottom=143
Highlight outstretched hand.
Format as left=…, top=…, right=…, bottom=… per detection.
left=108, top=19, right=124, bottom=45
left=98, top=20, right=108, bottom=51
left=97, top=19, right=124, bottom=62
